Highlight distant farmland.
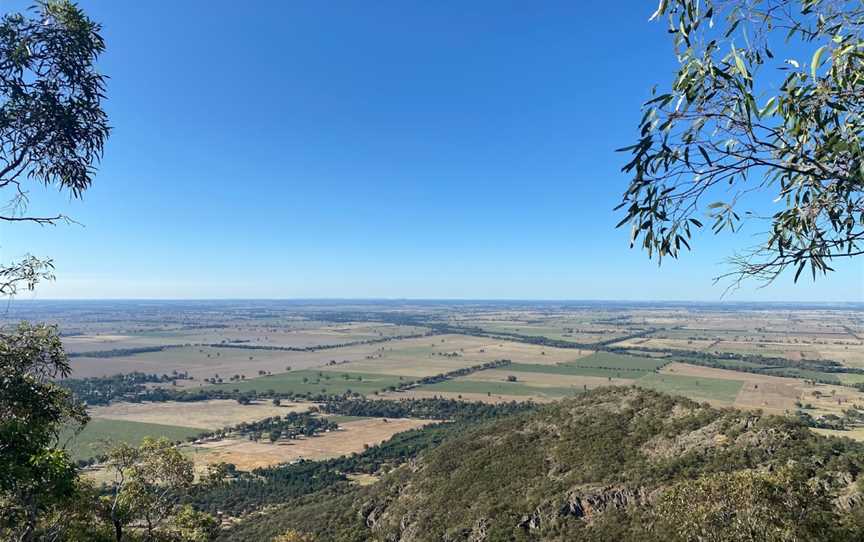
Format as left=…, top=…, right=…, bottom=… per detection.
left=209, top=370, right=407, bottom=396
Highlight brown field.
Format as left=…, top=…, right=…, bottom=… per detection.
left=89, top=399, right=312, bottom=430
left=323, top=334, right=593, bottom=377
left=188, top=418, right=431, bottom=470
left=799, top=383, right=864, bottom=417
left=660, top=362, right=803, bottom=414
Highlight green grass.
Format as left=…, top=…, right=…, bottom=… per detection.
left=210, top=370, right=408, bottom=396
left=548, top=351, right=669, bottom=376
left=838, top=373, right=864, bottom=385
left=418, top=379, right=583, bottom=398
left=505, top=362, right=638, bottom=379
left=322, top=415, right=373, bottom=423
left=757, top=367, right=842, bottom=383
left=63, top=419, right=207, bottom=461
left=572, top=351, right=669, bottom=370
left=634, top=373, right=744, bottom=403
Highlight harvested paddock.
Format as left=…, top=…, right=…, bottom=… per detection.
left=89, top=399, right=311, bottom=430
left=660, top=362, right=802, bottom=413
left=189, top=418, right=431, bottom=470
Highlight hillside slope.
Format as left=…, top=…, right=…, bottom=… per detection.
left=224, top=387, right=864, bottom=541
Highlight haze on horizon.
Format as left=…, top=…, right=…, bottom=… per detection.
left=0, top=0, right=860, bottom=303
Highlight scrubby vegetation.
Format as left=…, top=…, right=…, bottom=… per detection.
left=222, top=387, right=864, bottom=541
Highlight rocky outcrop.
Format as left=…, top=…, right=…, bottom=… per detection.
left=517, top=485, right=649, bottom=532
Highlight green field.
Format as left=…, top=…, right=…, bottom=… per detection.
left=322, top=415, right=373, bottom=423
left=838, top=373, right=864, bottom=385
left=501, top=352, right=668, bottom=379
left=64, top=419, right=207, bottom=461
left=506, top=362, right=639, bottom=379
left=634, top=373, right=744, bottom=403
left=757, top=366, right=842, bottom=384
left=210, top=369, right=408, bottom=396
left=569, top=351, right=668, bottom=371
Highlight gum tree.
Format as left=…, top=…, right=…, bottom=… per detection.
left=618, top=0, right=864, bottom=285
left=0, top=2, right=108, bottom=540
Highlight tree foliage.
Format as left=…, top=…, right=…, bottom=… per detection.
left=100, top=437, right=196, bottom=542
left=0, top=322, right=87, bottom=541
left=0, top=0, right=108, bottom=294
left=618, top=0, right=864, bottom=285
left=653, top=468, right=843, bottom=541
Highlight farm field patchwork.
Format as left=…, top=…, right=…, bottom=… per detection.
left=660, top=362, right=802, bottom=413
left=210, top=370, right=408, bottom=396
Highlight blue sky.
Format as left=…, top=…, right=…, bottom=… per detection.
left=0, top=1, right=860, bottom=301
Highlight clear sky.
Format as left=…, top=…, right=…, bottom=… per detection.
left=0, top=1, right=861, bottom=302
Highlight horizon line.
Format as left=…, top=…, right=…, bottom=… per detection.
left=5, top=297, right=862, bottom=306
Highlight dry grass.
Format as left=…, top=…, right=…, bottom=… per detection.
left=188, top=418, right=430, bottom=470
left=89, top=399, right=312, bottom=430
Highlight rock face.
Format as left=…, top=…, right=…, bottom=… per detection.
left=559, top=486, right=648, bottom=521
left=514, top=485, right=648, bottom=534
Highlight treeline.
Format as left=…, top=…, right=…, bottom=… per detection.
left=318, top=397, right=534, bottom=421
left=392, top=359, right=511, bottom=391
left=200, top=411, right=338, bottom=443
left=204, top=331, right=431, bottom=353
left=428, top=322, right=662, bottom=350
left=67, top=344, right=185, bottom=358
left=611, top=346, right=862, bottom=384
left=60, top=371, right=193, bottom=405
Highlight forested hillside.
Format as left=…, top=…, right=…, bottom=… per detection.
left=224, top=387, right=864, bottom=541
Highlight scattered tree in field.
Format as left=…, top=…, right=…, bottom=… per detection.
left=618, top=0, right=864, bottom=285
